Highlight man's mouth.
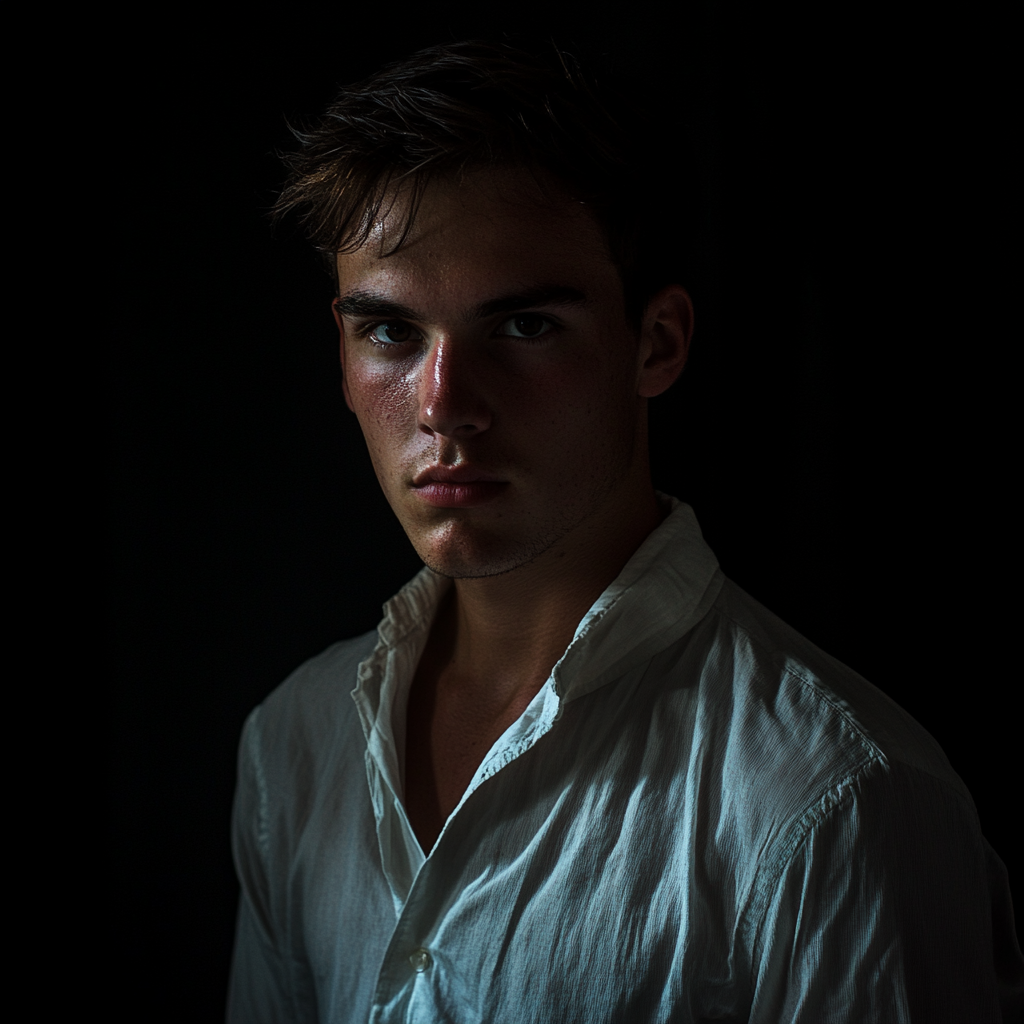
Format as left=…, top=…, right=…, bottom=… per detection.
left=410, top=465, right=509, bottom=508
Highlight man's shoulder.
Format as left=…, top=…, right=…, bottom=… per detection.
left=688, top=577, right=973, bottom=812
left=635, top=577, right=981, bottom=903
left=231, top=632, right=382, bottom=905
left=244, top=630, right=378, bottom=763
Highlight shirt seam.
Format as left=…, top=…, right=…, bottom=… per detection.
left=737, top=750, right=984, bottom=998
left=704, top=605, right=895, bottom=997
left=739, top=755, right=877, bottom=996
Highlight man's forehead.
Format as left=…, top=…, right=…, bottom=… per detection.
left=334, top=171, right=617, bottom=316
left=338, top=169, right=610, bottom=268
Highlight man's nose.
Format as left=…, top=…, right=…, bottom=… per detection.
left=417, top=336, right=492, bottom=438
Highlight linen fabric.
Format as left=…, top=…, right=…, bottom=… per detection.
left=227, top=499, right=1023, bottom=1023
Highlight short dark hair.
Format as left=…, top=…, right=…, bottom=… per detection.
left=274, top=39, right=688, bottom=326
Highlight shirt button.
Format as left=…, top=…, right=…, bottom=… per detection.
left=409, top=948, right=432, bottom=973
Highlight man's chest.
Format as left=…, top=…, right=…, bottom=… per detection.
left=294, top=739, right=750, bottom=1024
left=403, top=666, right=545, bottom=854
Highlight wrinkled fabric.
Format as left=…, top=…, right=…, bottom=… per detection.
left=228, top=499, right=1023, bottom=1023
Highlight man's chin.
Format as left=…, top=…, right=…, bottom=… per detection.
left=412, top=525, right=557, bottom=580
left=418, top=545, right=540, bottom=580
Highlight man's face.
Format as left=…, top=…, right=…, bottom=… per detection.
left=333, top=170, right=654, bottom=579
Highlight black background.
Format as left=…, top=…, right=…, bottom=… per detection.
left=108, top=4, right=1017, bottom=1020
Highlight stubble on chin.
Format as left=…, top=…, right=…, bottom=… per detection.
left=418, top=533, right=552, bottom=580
left=407, top=484, right=618, bottom=581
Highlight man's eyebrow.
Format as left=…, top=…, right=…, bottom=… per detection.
left=473, top=286, right=587, bottom=320
left=334, top=292, right=420, bottom=320
left=334, top=285, right=587, bottom=323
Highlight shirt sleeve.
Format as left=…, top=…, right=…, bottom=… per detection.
left=747, top=760, right=1024, bottom=1023
left=226, top=706, right=299, bottom=1024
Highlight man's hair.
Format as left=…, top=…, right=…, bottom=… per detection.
left=274, top=39, right=689, bottom=326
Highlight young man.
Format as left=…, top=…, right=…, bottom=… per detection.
left=228, top=41, right=1022, bottom=1023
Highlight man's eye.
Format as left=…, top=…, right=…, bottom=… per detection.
left=497, top=314, right=553, bottom=339
left=367, top=322, right=419, bottom=345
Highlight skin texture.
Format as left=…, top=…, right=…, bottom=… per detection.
left=333, top=169, right=693, bottom=851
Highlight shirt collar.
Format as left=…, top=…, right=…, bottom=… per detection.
left=550, top=495, right=723, bottom=704
left=355, top=497, right=722, bottom=740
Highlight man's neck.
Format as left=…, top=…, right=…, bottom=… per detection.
left=441, top=484, right=665, bottom=707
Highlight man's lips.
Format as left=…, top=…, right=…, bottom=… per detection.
left=410, top=465, right=508, bottom=508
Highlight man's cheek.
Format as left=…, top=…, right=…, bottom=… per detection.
left=349, top=367, right=418, bottom=434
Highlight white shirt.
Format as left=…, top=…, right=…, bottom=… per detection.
left=227, top=498, right=1023, bottom=1022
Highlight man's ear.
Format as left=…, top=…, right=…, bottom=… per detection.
left=332, top=299, right=356, bottom=413
left=636, top=285, right=693, bottom=398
